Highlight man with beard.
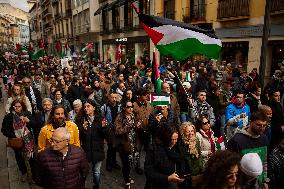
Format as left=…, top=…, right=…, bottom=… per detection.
left=228, top=111, right=269, bottom=189
left=100, top=91, right=122, bottom=172
left=100, top=70, right=114, bottom=96
left=161, top=82, right=180, bottom=116
left=22, top=77, right=42, bottom=114
left=190, top=90, right=215, bottom=126
left=38, top=105, right=80, bottom=151
left=133, top=88, right=153, bottom=174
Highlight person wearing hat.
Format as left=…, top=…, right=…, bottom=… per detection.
left=178, top=81, right=192, bottom=123
left=228, top=111, right=269, bottom=189
left=240, top=153, right=264, bottom=189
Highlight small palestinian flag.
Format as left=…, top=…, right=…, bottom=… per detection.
left=138, top=13, right=222, bottom=60
left=150, top=94, right=171, bottom=106
left=215, top=134, right=226, bottom=151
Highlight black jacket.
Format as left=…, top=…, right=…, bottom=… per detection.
left=25, top=87, right=42, bottom=113
left=66, top=84, right=85, bottom=105
left=246, top=93, right=260, bottom=113
left=144, top=141, right=191, bottom=189
left=1, top=111, right=34, bottom=138
left=148, top=109, right=180, bottom=139
left=75, top=115, right=108, bottom=163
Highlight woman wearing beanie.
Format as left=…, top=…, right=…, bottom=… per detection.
left=201, top=150, right=242, bottom=189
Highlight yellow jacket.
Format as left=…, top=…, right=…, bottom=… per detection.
left=38, top=120, right=80, bottom=152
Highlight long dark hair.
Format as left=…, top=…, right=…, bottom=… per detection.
left=201, top=150, right=241, bottom=189
left=157, top=123, right=179, bottom=148
left=10, top=99, right=28, bottom=113
left=46, top=105, right=70, bottom=124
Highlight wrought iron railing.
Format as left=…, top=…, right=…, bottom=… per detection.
left=217, top=0, right=250, bottom=19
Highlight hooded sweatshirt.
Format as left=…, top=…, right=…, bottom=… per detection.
left=227, top=128, right=269, bottom=187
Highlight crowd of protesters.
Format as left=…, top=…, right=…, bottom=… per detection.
left=0, top=53, right=284, bottom=189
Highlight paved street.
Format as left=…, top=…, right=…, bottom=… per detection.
left=0, top=86, right=146, bottom=189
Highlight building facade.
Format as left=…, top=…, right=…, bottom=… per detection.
left=52, top=0, right=73, bottom=55
left=0, top=3, right=30, bottom=47
left=29, top=1, right=42, bottom=46
left=93, top=0, right=152, bottom=63
left=0, top=14, right=11, bottom=49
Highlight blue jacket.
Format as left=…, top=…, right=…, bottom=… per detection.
left=225, top=103, right=251, bottom=129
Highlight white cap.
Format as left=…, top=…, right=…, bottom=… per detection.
left=182, top=82, right=191, bottom=89
left=240, top=153, right=263, bottom=178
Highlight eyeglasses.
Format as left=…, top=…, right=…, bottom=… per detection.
left=255, top=122, right=267, bottom=128
left=126, top=106, right=133, bottom=109
left=202, top=121, right=209, bottom=125
left=50, top=138, right=66, bottom=144
left=13, top=105, right=22, bottom=108
left=226, top=172, right=239, bottom=179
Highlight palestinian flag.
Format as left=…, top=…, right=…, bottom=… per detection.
left=150, top=94, right=171, bottom=106
left=20, top=46, right=28, bottom=54
left=138, top=14, right=222, bottom=60
left=31, top=40, right=45, bottom=60
left=81, top=42, right=93, bottom=59
left=151, top=50, right=162, bottom=93
left=215, top=134, right=226, bottom=151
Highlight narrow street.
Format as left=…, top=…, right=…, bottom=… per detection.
left=0, top=87, right=146, bottom=189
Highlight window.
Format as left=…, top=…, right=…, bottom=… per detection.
left=139, top=0, right=150, bottom=15
left=164, top=0, right=175, bottom=19
left=190, top=0, right=205, bottom=21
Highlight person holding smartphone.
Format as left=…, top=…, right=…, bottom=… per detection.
left=144, top=124, right=191, bottom=189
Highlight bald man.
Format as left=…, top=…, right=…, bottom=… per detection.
left=34, top=127, right=89, bottom=189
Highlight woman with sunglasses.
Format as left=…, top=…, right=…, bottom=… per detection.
left=196, top=116, right=217, bottom=169
left=201, top=150, right=241, bottom=189
left=114, top=100, right=141, bottom=189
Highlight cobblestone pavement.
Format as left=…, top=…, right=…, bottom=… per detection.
left=0, top=85, right=146, bottom=189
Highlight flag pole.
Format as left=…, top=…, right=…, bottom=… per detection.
left=173, top=71, right=192, bottom=101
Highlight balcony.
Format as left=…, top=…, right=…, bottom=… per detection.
left=217, top=0, right=250, bottom=21
left=271, top=0, right=284, bottom=14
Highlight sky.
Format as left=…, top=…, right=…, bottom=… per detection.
left=0, top=0, right=29, bottom=12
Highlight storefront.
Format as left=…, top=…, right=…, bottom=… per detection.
left=102, top=35, right=149, bottom=63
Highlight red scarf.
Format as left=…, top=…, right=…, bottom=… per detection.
left=231, top=96, right=244, bottom=107
left=204, top=130, right=216, bottom=154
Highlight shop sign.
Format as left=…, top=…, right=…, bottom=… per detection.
left=115, top=38, right=128, bottom=42
left=215, top=25, right=263, bottom=38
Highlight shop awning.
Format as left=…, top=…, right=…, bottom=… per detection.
left=105, top=0, right=118, bottom=11
left=94, top=3, right=109, bottom=16
left=116, top=0, right=127, bottom=7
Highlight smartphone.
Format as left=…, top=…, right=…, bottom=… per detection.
left=180, top=174, right=191, bottom=179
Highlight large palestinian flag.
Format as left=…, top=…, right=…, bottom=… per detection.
left=138, top=14, right=222, bottom=60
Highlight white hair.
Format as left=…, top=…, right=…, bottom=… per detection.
left=42, top=98, right=53, bottom=106
left=54, top=127, right=71, bottom=140
left=73, top=99, right=82, bottom=107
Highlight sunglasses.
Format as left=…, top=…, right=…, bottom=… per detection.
left=126, top=105, right=133, bottom=109
left=226, top=172, right=239, bottom=179
left=202, top=121, right=209, bottom=125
